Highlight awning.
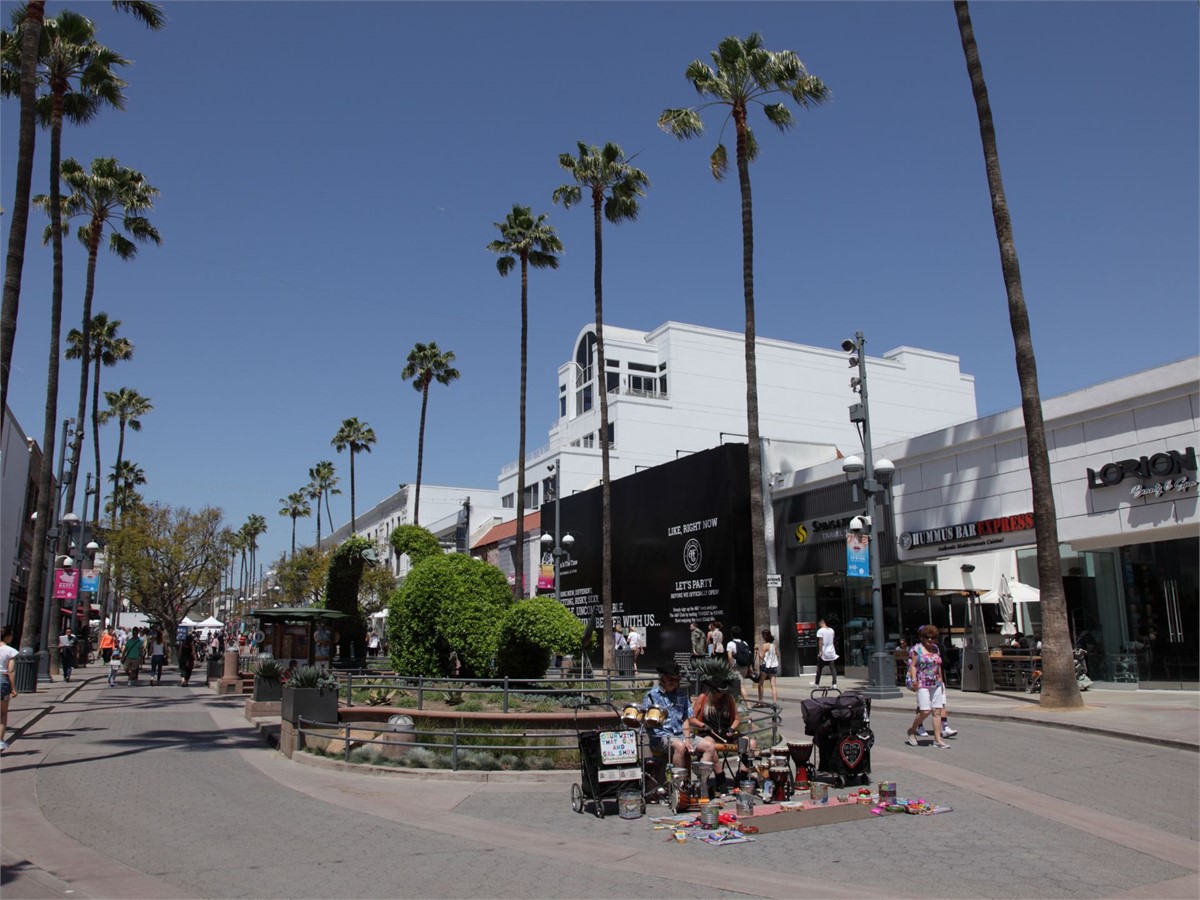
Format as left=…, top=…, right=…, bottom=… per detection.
left=249, top=607, right=348, bottom=622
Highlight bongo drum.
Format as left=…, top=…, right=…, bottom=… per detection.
left=620, top=705, right=643, bottom=728
left=642, top=706, right=668, bottom=729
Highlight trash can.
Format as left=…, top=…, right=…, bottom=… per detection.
left=207, top=655, right=223, bottom=684
left=13, top=649, right=38, bottom=693
left=615, top=647, right=634, bottom=677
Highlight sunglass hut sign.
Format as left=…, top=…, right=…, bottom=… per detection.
left=1087, top=447, right=1197, bottom=499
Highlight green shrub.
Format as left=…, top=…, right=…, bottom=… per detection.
left=495, top=597, right=586, bottom=680
left=325, top=536, right=374, bottom=664
left=252, top=658, right=282, bottom=681
left=389, top=524, right=441, bottom=566
left=387, top=554, right=512, bottom=677
left=455, top=698, right=484, bottom=712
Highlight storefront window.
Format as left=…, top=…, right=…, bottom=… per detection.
left=1016, top=544, right=1124, bottom=682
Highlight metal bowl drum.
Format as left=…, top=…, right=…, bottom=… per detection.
left=620, top=705, right=644, bottom=728
left=642, top=706, right=668, bottom=729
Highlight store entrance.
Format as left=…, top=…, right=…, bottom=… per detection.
left=1123, top=538, right=1198, bottom=690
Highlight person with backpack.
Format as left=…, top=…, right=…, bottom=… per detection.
left=121, top=628, right=145, bottom=685
left=725, top=626, right=753, bottom=701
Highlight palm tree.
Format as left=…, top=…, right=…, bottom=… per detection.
left=66, top=311, right=132, bottom=522
left=97, top=385, right=151, bottom=527
left=279, top=490, right=311, bottom=559
left=553, top=141, right=649, bottom=668
left=6, top=6, right=130, bottom=650
left=307, top=460, right=340, bottom=550
left=487, top=205, right=562, bottom=599
left=242, top=513, right=268, bottom=605
left=401, top=341, right=460, bottom=526
left=660, top=33, right=828, bottom=641
left=0, top=1, right=44, bottom=440
left=953, top=1, right=1080, bottom=709
left=331, top=418, right=376, bottom=533
left=105, top=457, right=145, bottom=519
left=37, top=155, right=159, bottom=517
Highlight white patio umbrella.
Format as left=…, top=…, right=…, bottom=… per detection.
left=981, top=576, right=1040, bottom=635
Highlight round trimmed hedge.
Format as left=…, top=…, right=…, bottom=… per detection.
left=495, top=596, right=585, bottom=680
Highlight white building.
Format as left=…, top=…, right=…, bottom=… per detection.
left=773, top=357, right=1199, bottom=688
left=1, top=407, right=42, bottom=635
left=498, top=321, right=979, bottom=510
left=323, top=483, right=507, bottom=582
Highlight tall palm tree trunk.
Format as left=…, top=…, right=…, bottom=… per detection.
left=734, top=111, right=770, bottom=640
left=514, top=257, right=529, bottom=600
left=0, top=1, right=44, bottom=439
left=314, top=495, right=323, bottom=549
left=46, top=98, right=68, bottom=562
left=112, top=423, right=127, bottom=528
left=64, top=235, right=102, bottom=517
left=349, top=451, right=357, bottom=533
left=415, top=381, right=430, bottom=526
left=955, top=0, right=1080, bottom=709
left=593, top=198, right=614, bottom=669
left=90, top=353, right=103, bottom=522
left=291, top=515, right=297, bottom=558
left=324, top=491, right=334, bottom=540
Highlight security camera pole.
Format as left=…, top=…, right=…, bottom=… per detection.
left=842, top=332, right=901, bottom=700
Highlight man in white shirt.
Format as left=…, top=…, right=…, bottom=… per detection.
left=814, top=619, right=838, bottom=687
left=627, top=628, right=643, bottom=674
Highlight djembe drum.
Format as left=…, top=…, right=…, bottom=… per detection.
left=788, top=741, right=814, bottom=790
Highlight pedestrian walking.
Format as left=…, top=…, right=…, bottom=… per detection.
left=627, top=628, right=644, bottom=675
left=59, top=628, right=76, bottom=682
left=813, top=618, right=838, bottom=686
left=689, top=622, right=706, bottom=664
left=148, top=630, right=168, bottom=684
left=754, top=629, right=779, bottom=708
left=711, top=621, right=725, bottom=658
left=906, top=624, right=950, bottom=749
left=0, top=626, right=19, bottom=751
left=122, top=628, right=145, bottom=684
left=177, top=634, right=196, bottom=687
left=99, top=626, right=117, bottom=664
left=108, top=652, right=122, bottom=687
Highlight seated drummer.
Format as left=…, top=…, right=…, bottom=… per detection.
left=689, top=664, right=755, bottom=779
left=640, top=662, right=692, bottom=768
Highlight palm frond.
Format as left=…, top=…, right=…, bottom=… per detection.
left=761, top=101, right=794, bottom=132
left=658, top=106, right=704, bottom=140
left=710, top=143, right=728, bottom=181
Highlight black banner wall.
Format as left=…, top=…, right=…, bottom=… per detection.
left=541, top=443, right=753, bottom=672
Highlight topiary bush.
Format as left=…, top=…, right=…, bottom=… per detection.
left=495, top=596, right=586, bottom=681
left=389, top=524, right=441, bottom=567
left=325, top=535, right=374, bottom=666
left=387, top=553, right=512, bottom=677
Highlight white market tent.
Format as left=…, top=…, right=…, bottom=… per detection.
left=195, top=616, right=224, bottom=628
left=180, top=616, right=202, bottom=628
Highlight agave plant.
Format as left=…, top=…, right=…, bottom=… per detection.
left=366, top=688, right=397, bottom=706
left=288, top=665, right=340, bottom=692
left=252, top=658, right=283, bottom=682
left=691, top=657, right=734, bottom=689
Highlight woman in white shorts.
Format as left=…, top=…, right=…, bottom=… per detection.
left=905, top=624, right=951, bottom=749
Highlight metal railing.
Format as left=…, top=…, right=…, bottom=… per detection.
left=335, top=671, right=654, bottom=711
left=295, top=702, right=780, bottom=771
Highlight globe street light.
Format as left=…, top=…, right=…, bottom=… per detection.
left=842, top=331, right=902, bottom=700
left=540, top=463, right=575, bottom=604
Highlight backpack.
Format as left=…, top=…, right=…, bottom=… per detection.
left=733, top=639, right=752, bottom=667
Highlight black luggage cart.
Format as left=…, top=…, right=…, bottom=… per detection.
left=800, top=687, right=874, bottom=787
left=571, top=726, right=645, bottom=819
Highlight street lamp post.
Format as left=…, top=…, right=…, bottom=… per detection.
left=540, top=463, right=575, bottom=605
left=841, top=331, right=902, bottom=700
left=33, top=418, right=76, bottom=682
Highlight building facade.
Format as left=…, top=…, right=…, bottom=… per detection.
left=773, top=358, right=1199, bottom=689
left=1, top=407, right=44, bottom=637
left=498, top=321, right=979, bottom=511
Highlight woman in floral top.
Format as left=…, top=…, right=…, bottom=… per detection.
left=906, top=624, right=951, bottom=749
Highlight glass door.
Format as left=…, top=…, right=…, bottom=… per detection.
left=1123, top=539, right=1199, bottom=690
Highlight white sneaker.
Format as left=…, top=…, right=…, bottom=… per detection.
left=0, top=740, right=9, bottom=751
left=941, top=726, right=958, bottom=738
left=915, top=726, right=929, bottom=737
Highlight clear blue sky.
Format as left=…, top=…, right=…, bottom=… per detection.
left=3, top=1, right=1197, bottom=569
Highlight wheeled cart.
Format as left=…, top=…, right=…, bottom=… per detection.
left=800, top=687, right=874, bottom=787
left=571, top=727, right=645, bottom=819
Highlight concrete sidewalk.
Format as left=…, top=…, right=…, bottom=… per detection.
left=2, top=669, right=97, bottom=751
left=768, top=675, right=1200, bottom=750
